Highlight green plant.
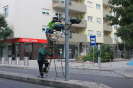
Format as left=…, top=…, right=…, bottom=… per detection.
left=61, top=1, right=64, bottom=4
left=83, top=44, right=114, bottom=62
left=76, top=15, right=80, bottom=20
left=53, top=0, right=58, bottom=3
left=0, top=14, right=13, bottom=50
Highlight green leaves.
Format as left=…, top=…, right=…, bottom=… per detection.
left=106, top=0, right=133, bottom=50
left=0, top=14, right=13, bottom=50
left=84, top=44, right=114, bottom=62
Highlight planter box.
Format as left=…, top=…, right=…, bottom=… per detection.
left=70, top=19, right=81, bottom=24
left=53, top=24, right=64, bottom=31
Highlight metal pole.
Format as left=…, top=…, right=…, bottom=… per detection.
left=15, top=57, right=20, bottom=65
left=24, top=57, right=28, bottom=66
left=117, top=42, right=118, bottom=59
left=93, top=46, right=94, bottom=68
left=8, top=57, right=12, bottom=65
left=65, top=0, right=69, bottom=81
left=1, top=57, right=5, bottom=65
left=98, top=45, right=101, bottom=69
left=124, top=42, right=125, bottom=59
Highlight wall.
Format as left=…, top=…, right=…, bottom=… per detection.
left=85, top=0, right=103, bottom=43
left=0, top=0, right=15, bottom=38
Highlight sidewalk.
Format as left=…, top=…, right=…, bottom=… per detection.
left=0, top=67, right=111, bottom=88
left=1, top=58, right=133, bottom=78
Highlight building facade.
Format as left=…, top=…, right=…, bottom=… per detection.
left=0, top=0, right=121, bottom=60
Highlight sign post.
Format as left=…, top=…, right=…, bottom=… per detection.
left=90, top=35, right=96, bottom=68
left=98, top=44, right=101, bottom=69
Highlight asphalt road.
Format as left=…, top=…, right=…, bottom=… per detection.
left=0, top=67, right=133, bottom=88
left=0, top=78, right=54, bottom=88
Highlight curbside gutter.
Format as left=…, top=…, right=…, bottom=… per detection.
left=0, top=70, right=111, bottom=88
left=0, top=73, right=87, bottom=88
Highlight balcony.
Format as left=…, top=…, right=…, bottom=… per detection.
left=104, top=36, right=113, bottom=44
left=52, top=1, right=86, bottom=13
left=103, top=0, right=109, bottom=5
left=61, top=20, right=87, bottom=28
left=103, top=24, right=112, bottom=31
left=58, top=33, right=87, bottom=43
left=103, top=10, right=111, bottom=17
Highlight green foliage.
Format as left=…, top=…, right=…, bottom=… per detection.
left=101, top=44, right=114, bottom=60
left=106, top=0, right=133, bottom=50
left=115, top=26, right=133, bottom=50
left=84, top=44, right=114, bottom=62
left=0, top=14, right=13, bottom=50
left=118, top=43, right=124, bottom=51
left=76, top=15, right=80, bottom=20
left=61, top=1, right=64, bottom=4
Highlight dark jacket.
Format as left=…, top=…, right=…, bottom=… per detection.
left=38, top=48, right=52, bottom=61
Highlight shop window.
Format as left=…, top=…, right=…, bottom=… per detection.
left=8, top=45, right=12, bottom=57
left=24, top=44, right=32, bottom=60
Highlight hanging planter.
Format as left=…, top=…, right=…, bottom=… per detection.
left=53, top=24, right=64, bottom=31
left=70, top=19, right=81, bottom=24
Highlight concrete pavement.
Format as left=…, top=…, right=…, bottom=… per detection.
left=0, top=67, right=133, bottom=88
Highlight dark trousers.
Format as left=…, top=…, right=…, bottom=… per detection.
left=38, top=60, right=49, bottom=76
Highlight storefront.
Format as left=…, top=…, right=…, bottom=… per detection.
left=0, top=38, right=80, bottom=60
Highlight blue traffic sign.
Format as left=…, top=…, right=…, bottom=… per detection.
left=90, top=35, right=96, bottom=46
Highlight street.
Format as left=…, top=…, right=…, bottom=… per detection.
left=0, top=67, right=133, bottom=88
left=0, top=78, right=54, bottom=88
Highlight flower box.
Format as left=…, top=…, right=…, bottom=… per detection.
left=70, top=19, right=81, bottom=24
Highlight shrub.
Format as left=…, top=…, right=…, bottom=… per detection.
left=84, top=44, right=114, bottom=62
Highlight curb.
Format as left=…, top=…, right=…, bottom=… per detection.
left=0, top=73, right=88, bottom=88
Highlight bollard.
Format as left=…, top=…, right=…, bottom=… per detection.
left=15, top=57, right=20, bottom=65
left=8, top=57, right=12, bottom=65
left=1, top=57, right=5, bottom=65
left=24, top=57, right=28, bottom=66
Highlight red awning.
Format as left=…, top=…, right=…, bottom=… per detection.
left=0, top=38, right=47, bottom=43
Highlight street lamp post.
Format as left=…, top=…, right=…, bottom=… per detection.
left=65, top=0, right=69, bottom=81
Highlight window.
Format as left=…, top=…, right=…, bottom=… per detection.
left=88, top=16, right=92, bottom=21
left=96, top=18, right=101, bottom=23
left=114, top=24, right=117, bottom=29
left=88, top=30, right=93, bottom=36
left=42, top=26, right=46, bottom=31
left=87, top=2, right=92, bottom=7
left=96, top=4, right=101, bottom=9
left=56, top=13, right=62, bottom=20
left=97, top=31, right=102, bottom=37
left=4, top=6, right=8, bottom=17
left=42, top=28, right=46, bottom=31
left=42, top=9, right=50, bottom=15
left=114, top=12, right=116, bottom=17
left=69, top=31, right=75, bottom=38
left=114, top=35, right=118, bottom=42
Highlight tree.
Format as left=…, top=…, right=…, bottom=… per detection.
left=0, top=14, right=13, bottom=50
left=106, top=0, right=133, bottom=50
